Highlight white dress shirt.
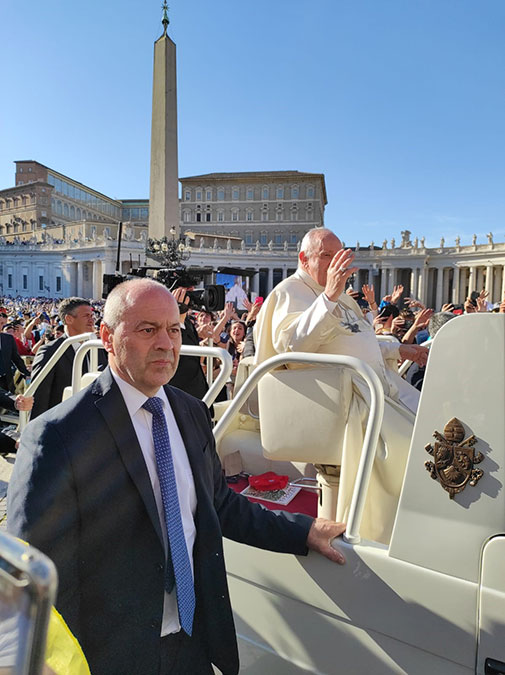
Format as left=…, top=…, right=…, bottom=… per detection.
left=111, top=370, right=197, bottom=635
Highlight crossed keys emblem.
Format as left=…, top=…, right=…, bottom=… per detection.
left=425, top=417, right=484, bottom=499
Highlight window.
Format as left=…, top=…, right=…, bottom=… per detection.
left=64, top=203, right=69, bottom=217
left=261, top=212, right=268, bottom=222
left=275, top=234, right=282, bottom=245
left=245, top=233, right=253, bottom=245
left=19, top=167, right=23, bottom=173
left=247, top=187, right=254, bottom=200
left=18, top=181, right=24, bottom=185
left=28, top=167, right=32, bottom=172
left=260, top=233, right=267, bottom=245
left=232, top=187, right=239, bottom=200
left=23, top=274, right=28, bottom=290
left=184, top=190, right=191, bottom=201
left=307, top=185, right=315, bottom=198
left=140, top=208, right=149, bottom=219
left=290, top=234, right=298, bottom=244
left=70, top=206, right=75, bottom=219
left=56, top=201, right=62, bottom=215
left=262, top=186, right=269, bottom=200
left=56, top=276, right=61, bottom=292
left=276, top=186, right=284, bottom=199
left=217, top=188, right=225, bottom=200
left=231, top=209, right=239, bottom=222
left=39, top=276, right=44, bottom=291
left=183, top=211, right=191, bottom=223
left=196, top=189, right=202, bottom=201
left=217, top=210, right=224, bottom=222
left=291, top=185, right=299, bottom=198
left=205, top=213, right=211, bottom=222
left=7, top=274, right=12, bottom=289
left=196, top=213, right=201, bottom=222
left=206, top=189, right=212, bottom=201
left=246, top=210, right=253, bottom=221
left=76, top=208, right=81, bottom=220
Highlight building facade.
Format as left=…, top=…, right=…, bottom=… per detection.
left=179, top=171, right=326, bottom=251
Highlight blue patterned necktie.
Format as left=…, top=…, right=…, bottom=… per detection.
left=142, top=396, right=195, bottom=636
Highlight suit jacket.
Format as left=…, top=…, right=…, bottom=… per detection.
left=7, top=368, right=313, bottom=675
left=30, top=336, right=107, bottom=419
left=0, top=332, right=29, bottom=392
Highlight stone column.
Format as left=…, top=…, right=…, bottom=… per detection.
left=468, top=266, right=477, bottom=294
left=485, top=265, right=494, bottom=301
left=418, top=268, right=428, bottom=306
left=442, top=268, right=451, bottom=307
left=93, top=259, right=102, bottom=300
left=77, top=261, right=85, bottom=297
left=251, top=270, right=260, bottom=295
left=452, top=266, right=460, bottom=304
left=267, top=267, right=273, bottom=294
left=435, top=268, right=444, bottom=311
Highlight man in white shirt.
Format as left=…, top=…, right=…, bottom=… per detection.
left=254, top=228, right=428, bottom=544
left=8, top=278, right=346, bottom=675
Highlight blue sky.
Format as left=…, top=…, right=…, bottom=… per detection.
left=1, top=0, right=504, bottom=247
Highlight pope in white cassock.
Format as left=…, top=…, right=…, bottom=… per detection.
left=253, top=228, right=428, bottom=544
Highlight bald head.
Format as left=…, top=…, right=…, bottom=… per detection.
left=100, top=277, right=182, bottom=396
left=103, top=278, right=176, bottom=331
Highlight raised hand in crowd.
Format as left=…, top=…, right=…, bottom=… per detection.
left=245, top=298, right=263, bottom=325
left=400, top=308, right=434, bottom=344
left=464, top=297, right=476, bottom=314
left=476, top=289, right=489, bottom=313
left=390, top=284, right=404, bottom=305
left=441, top=303, right=454, bottom=313
left=361, top=284, right=377, bottom=311
left=404, top=297, right=426, bottom=311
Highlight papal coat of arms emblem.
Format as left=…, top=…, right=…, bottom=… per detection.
left=425, top=417, right=484, bottom=499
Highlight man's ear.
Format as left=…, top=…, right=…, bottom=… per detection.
left=299, top=251, right=307, bottom=268
left=100, top=322, right=114, bottom=354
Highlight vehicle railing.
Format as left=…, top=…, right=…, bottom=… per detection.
left=18, top=332, right=96, bottom=432
left=213, top=352, right=385, bottom=545
left=71, top=340, right=233, bottom=408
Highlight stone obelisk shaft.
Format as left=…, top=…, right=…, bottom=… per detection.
left=149, top=33, right=179, bottom=239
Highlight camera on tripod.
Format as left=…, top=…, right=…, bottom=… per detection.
left=102, top=266, right=226, bottom=312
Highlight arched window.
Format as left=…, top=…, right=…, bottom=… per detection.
left=291, top=185, right=299, bottom=199
left=195, top=188, right=203, bottom=201
left=184, top=190, right=191, bottom=201
left=306, top=185, right=315, bottom=199
left=231, top=209, right=239, bottom=221
left=70, top=206, right=75, bottom=219
left=76, top=208, right=81, bottom=220
left=262, top=186, right=269, bottom=200
left=232, top=187, right=240, bottom=200
left=247, top=187, right=254, bottom=200
left=183, top=210, right=191, bottom=223
left=56, top=200, right=62, bottom=215
left=217, top=210, right=224, bottom=222
left=217, top=187, right=225, bottom=200
left=246, top=209, right=253, bottom=222
left=64, top=203, right=69, bottom=217
left=276, top=186, right=284, bottom=199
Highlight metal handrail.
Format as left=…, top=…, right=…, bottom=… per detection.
left=213, top=352, right=385, bottom=544
left=19, top=333, right=96, bottom=432
left=72, top=341, right=233, bottom=408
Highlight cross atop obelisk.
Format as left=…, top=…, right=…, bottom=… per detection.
left=148, top=2, right=180, bottom=239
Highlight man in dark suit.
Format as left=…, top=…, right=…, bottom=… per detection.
left=0, top=311, right=30, bottom=393
left=30, top=297, right=99, bottom=419
left=8, top=278, right=345, bottom=675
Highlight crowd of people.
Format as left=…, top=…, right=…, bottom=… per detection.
left=1, top=229, right=505, bottom=673
left=0, top=261, right=504, bottom=434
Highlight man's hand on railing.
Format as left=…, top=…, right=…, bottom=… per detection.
left=306, top=518, right=346, bottom=564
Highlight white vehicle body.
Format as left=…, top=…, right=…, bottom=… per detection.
left=21, top=313, right=505, bottom=674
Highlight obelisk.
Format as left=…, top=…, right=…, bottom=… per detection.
left=148, top=2, right=180, bottom=239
